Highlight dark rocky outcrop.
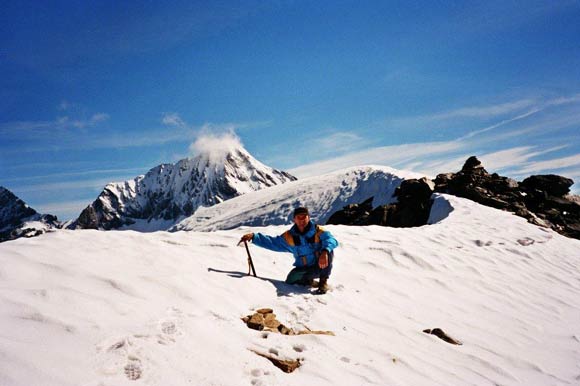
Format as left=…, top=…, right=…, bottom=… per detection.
left=520, top=175, right=574, bottom=197
left=434, top=156, right=580, bottom=239
left=325, top=156, right=579, bottom=239
left=327, top=177, right=434, bottom=228
left=434, top=156, right=520, bottom=210
left=0, top=186, right=61, bottom=243
left=326, top=197, right=374, bottom=226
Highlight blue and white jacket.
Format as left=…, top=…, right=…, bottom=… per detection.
left=252, top=221, right=338, bottom=267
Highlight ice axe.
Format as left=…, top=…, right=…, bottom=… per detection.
left=237, top=239, right=257, bottom=277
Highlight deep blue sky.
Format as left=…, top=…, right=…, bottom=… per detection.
left=1, top=1, right=580, bottom=220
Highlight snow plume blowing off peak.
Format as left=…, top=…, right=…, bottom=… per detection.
left=72, top=131, right=296, bottom=231
left=189, top=131, right=245, bottom=165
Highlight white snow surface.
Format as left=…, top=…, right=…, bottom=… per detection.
left=173, top=165, right=425, bottom=231
left=1, top=194, right=580, bottom=385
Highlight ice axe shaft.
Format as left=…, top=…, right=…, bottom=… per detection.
left=242, top=240, right=257, bottom=277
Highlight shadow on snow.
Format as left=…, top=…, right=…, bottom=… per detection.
left=207, top=267, right=312, bottom=297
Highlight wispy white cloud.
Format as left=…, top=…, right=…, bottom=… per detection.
left=458, top=108, right=542, bottom=140
left=514, top=153, right=580, bottom=175
left=0, top=110, right=255, bottom=153
left=289, top=93, right=580, bottom=185
left=385, top=94, right=580, bottom=135
left=0, top=112, right=110, bottom=139
left=545, top=93, right=580, bottom=107
left=56, top=113, right=110, bottom=129
left=288, top=141, right=463, bottom=177
left=477, top=146, right=543, bottom=172
left=58, top=100, right=71, bottom=111
left=11, top=178, right=123, bottom=193
left=314, top=131, right=368, bottom=153
left=429, top=99, right=537, bottom=120
left=0, top=167, right=148, bottom=184
left=162, top=112, right=187, bottom=128
left=386, top=98, right=537, bottom=129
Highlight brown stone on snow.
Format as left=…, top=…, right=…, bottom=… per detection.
left=423, top=328, right=462, bottom=345
left=278, top=325, right=295, bottom=335
left=247, top=313, right=265, bottom=331
left=263, top=313, right=280, bottom=329
left=297, top=329, right=335, bottom=336
left=251, top=350, right=301, bottom=373
left=244, top=308, right=334, bottom=337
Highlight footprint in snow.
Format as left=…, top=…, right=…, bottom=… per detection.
left=160, top=320, right=177, bottom=335
left=293, top=344, right=306, bottom=352
left=517, top=238, right=535, bottom=246
left=124, top=359, right=142, bottom=381
left=268, top=347, right=279, bottom=356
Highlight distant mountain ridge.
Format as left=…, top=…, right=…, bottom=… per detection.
left=0, top=186, right=60, bottom=242
left=72, top=145, right=296, bottom=230
left=172, top=165, right=426, bottom=232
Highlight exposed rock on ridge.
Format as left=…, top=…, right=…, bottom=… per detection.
left=327, top=177, right=435, bottom=227
left=434, top=156, right=580, bottom=239
left=326, top=156, right=579, bottom=240
left=0, top=186, right=60, bottom=242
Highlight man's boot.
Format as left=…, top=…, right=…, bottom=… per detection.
left=316, top=277, right=329, bottom=294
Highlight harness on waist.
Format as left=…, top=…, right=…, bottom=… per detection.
left=282, top=225, right=325, bottom=247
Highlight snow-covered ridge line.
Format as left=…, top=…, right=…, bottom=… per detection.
left=172, top=165, right=427, bottom=232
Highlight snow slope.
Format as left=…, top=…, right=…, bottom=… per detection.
left=1, top=194, right=579, bottom=386
left=173, top=165, right=425, bottom=231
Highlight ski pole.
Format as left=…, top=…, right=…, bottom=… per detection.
left=238, top=239, right=257, bottom=277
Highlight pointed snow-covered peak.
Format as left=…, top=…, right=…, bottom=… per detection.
left=186, top=132, right=294, bottom=190
left=73, top=134, right=296, bottom=231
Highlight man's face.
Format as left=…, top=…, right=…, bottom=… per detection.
left=293, top=214, right=310, bottom=231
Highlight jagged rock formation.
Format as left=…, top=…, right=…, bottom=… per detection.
left=0, top=186, right=60, bottom=242
left=326, top=156, right=579, bottom=239
left=435, top=156, right=580, bottom=239
left=327, top=177, right=434, bottom=227
left=72, top=146, right=296, bottom=230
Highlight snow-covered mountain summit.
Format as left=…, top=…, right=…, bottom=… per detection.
left=0, top=186, right=60, bottom=242
left=172, top=165, right=426, bottom=232
left=73, top=141, right=296, bottom=230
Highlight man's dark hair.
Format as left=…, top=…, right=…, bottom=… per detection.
left=293, top=207, right=309, bottom=217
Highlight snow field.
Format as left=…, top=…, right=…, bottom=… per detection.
left=0, top=195, right=579, bottom=385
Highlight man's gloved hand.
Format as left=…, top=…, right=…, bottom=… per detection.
left=239, top=233, right=254, bottom=244
left=318, top=249, right=329, bottom=269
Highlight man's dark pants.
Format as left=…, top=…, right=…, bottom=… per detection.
left=285, top=251, right=334, bottom=285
